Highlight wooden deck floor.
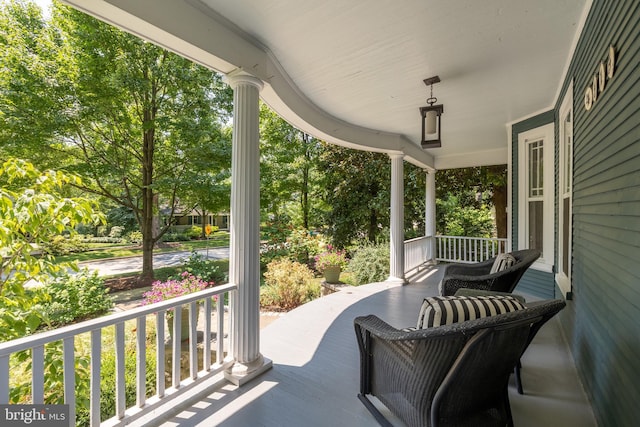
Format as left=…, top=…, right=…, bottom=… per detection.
left=145, top=265, right=596, bottom=427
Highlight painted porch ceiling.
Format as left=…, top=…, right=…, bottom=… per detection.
left=66, top=0, right=587, bottom=169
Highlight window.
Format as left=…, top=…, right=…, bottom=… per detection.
left=557, top=86, right=573, bottom=297
left=518, top=123, right=554, bottom=271
left=528, top=139, right=544, bottom=252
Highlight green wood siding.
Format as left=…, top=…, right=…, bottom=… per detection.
left=514, top=269, right=555, bottom=299
left=568, top=1, right=640, bottom=424
left=511, top=1, right=640, bottom=425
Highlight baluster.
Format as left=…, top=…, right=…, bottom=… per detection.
left=155, top=311, right=165, bottom=398
left=115, top=322, right=126, bottom=419
left=189, top=301, right=198, bottom=380
left=63, top=337, right=76, bottom=424
left=90, top=329, right=101, bottom=427
left=32, top=345, right=44, bottom=403
left=217, top=294, right=224, bottom=365
left=204, top=298, right=212, bottom=370
left=172, top=306, right=181, bottom=388
left=136, top=316, right=146, bottom=407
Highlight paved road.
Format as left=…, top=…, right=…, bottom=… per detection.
left=80, top=247, right=230, bottom=276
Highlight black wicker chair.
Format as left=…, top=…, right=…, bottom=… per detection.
left=439, top=249, right=540, bottom=297
left=354, top=299, right=566, bottom=427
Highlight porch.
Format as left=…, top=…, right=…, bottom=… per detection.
left=135, top=264, right=595, bottom=427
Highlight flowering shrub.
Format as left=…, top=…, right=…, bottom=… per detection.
left=181, top=251, right=226, bottom=284
left=260, top=259, right=319, bottom=311
left=314, top=245, right=348, bottom=273
left=142, top=272, right=210, bottom=305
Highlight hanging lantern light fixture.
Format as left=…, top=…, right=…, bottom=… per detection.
left=420, top=76, right=444, bottom=149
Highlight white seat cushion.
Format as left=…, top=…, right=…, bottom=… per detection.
left=489, top=253, right=517, bottom=274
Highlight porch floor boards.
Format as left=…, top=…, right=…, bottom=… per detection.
left=148, top=265, right=596, bottom=427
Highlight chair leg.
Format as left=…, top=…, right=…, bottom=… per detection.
left=515, top=360, right=523, bottom=394
left=504, top=390, right=515, bottom=427
left=358, top=394, right=394, bottom=427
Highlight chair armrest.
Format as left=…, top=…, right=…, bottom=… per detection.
left=443, top=258, right=494, bottom=277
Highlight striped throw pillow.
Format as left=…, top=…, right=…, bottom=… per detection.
left=416, top=295, right=525, bottom=329
left=489, top=253, right=517, bottom=274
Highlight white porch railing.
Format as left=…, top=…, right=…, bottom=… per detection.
left=0, top=283, right=236, bottom=427
left=404, top=236, right=434, bottom=272
left=404, top=235, right=508, bottom=272
left=435, top=235, right=507, bottom=263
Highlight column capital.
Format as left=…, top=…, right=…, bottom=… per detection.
left=225, top=69, right=264, bottom=91
left=388, top=152, right=405, bottom=161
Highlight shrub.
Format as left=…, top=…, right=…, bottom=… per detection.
left=38, top=270, right=114, bottom=326
left=41, top=234, right=89, bottom=256
left=314, top=245, right=348, bottom=273
left=185, top=226, right=202, bottom=239
left=260, top=259, right=319, bottom=311
left=180, top=251, right=226, bottom=284
left=162, top=232, right=190, bottom=242
left=348, top=243, right=390, bottom=285
left=260, top=242, right=289, bottom=269
left=286, top=228, right=322, bottom=265
left=108, top=226, right=125, bottom=238
left=436, top=196, right=495, bottom=237
left=84, top=236, right=123, bottom=244
left=259, top=228, right=323, bottom=268
left=125, top=230, right=143, bottom=244
left=75, top=223, right=96, bottom=236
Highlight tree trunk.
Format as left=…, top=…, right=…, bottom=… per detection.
left=367, top=212, right=378, bottom=242
left=492, top=184, right=507, bottom=238
left=201, top=209, right=208, bottom=239
left=140, top=102, right=156, bottom=285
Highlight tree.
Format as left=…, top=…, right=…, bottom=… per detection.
left=178, top=126, right=232, bottom=238
left=0, top=158, right=102, bottom=340
left=436, top=165, right=507, bottom=237
left=317, top=144, right=391, bottom=247
left=404, top=163, right=427, bottom=239
left=0, top=2, right=233, bottom=283
left=259, top=104, right=322, bottom=229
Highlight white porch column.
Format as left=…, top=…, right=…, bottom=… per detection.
left=224, top=71, right=271, bottom=385
left=425, top=169, right=436, bottom=261
left=388, top=153, right=406, bottom=283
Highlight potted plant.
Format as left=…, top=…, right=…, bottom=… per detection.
left=315, top=245, right=348, bottom=283
left=143, top=272, right=211, bottom=340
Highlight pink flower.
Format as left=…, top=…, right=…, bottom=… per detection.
left=143, top=273, right=209, bottom=305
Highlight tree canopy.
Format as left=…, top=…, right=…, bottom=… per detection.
left=0, top=1, right=233, bottom=282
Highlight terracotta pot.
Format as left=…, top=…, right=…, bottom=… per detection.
left=168, top=304, right=198, bottom=341
left=323, top=266, right=342, bottom=283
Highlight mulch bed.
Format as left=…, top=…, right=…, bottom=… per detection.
left=105, top=276, right=149, bottom=293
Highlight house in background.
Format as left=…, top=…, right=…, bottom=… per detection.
left=164, top=206, right=230, bottom=232
left=10, top=0, right=638, bottom=424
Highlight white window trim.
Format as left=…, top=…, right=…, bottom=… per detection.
left=518, top=123, right=554, bottom=272
left=556, top=84, right=573, bottom=298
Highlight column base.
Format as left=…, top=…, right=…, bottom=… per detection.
left=224, top=355, right=273, bottom=386
left=386, top=275, right=408, bottom=285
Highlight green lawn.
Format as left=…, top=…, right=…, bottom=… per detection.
left=55, top=232, right=230, bottom=263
